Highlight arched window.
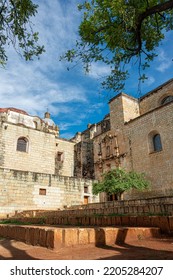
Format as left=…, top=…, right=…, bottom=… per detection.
left=148, top=131, right=163, bottom=153
left=153, top=134, right=162, bottom=152
left=17, top=137, right=28, bottom=152
left=161, top=95, right=173, bottom=105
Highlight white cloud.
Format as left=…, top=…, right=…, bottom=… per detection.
left=145, top=76, right=155, bottom=86
left=59, top=120, right=83, bottom=131
left=0, top=0, right=110, bottom=136
left=88, top=62, right=111, bottom=79
left=156, top=49, right=172, bottom=73
left=0, top=0, right=87, bottom=120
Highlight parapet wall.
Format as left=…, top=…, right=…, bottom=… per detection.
left=0, top=167, right=98, bottom=218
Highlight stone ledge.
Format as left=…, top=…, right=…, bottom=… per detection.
left=0, top=224, right=161, bottom=249
left=7, top=215, right=172, bottom=234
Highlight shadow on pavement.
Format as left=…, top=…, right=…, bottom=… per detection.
left=0, top=238, right=38, bottom=260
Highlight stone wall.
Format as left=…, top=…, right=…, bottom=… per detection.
left=123, top=101, right=173, bottom=198
left=101, top=85, right=173, bottom=200
left=0, top=119, right=75, bottom=177
left=139, top=79, right=173, bottom=115
left=55, top=138, right=75, bottom=177
left=0, top=224, right=162, bottom=249
left=0, top=167, right=98, bottom=218
left=109, top=93, right=140, bottom=130
left=22, top=196, right=173, bottom=218
left=0, top=122, right=55, bottom=174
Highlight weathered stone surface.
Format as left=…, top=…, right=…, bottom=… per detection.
left=158, top=216, right=170, bottom=233
left=121, top=216, right=129, bottom=226
left=78, top=228, right=89, bottom=245
left=168, top=216, right=173, bottom=231
left=64, top=228, right=78, bottom=247
left=95, top=228, right=106, bottom=246
left=39, top=228, right=47, bottom=247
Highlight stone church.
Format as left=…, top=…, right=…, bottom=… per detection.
left=1, top=78, right=173, bottom=217
left=0, top=108, right=98, bottom=217
left=73, top=78, right=173, bottom=201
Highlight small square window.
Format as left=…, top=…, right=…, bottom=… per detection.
left=39, top=188, right=46, bottom=195
left=84, top=186, right=88, bottom=193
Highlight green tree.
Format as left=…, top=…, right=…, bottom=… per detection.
left=92, top=168, right=150, bottom=199
left=0, top=0, right=44, bottom=65
left=62, top=0, right=173, bottom=92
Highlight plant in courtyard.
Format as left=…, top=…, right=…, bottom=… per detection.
left=92, top=168, right=150, bottom=199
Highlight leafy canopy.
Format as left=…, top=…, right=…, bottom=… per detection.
left=92, top=168, right=150, bottom=195
left=0, top=0, right=44, bottom=65
left=62, top=0, right=173, bottom=92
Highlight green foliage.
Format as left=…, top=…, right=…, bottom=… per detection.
left=0, top=0, right=44, bottom=65
left=62, top=0, right=173, bottom=92
left=92, top=168, right=150, bottom=196
left=0, top=219, right=31, bottom=225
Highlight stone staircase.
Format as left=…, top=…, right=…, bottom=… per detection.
left=1, top=196, right=173, bottom=250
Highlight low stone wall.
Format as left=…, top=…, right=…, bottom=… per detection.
left=3, top=215, right=173, bottom=234
left=17, top=196, right=173, bottom=219
left=0, top=224, right=161, bottom=249
left=68, top=196, right=173, bottom=211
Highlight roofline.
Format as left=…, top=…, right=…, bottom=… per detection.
left=139, top=78, right=173, bottom=101
left=125, top=99, right=173, bottom=125
left=108, top=92, right=138, bottom=104
left=0, top=107, right=29, bottom=115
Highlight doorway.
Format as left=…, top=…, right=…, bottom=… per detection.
left=84, top=196, right=89, bottom=204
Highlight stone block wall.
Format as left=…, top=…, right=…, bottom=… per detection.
left=109, top=93, right=140, bottom=130
left=0, top=167, right=98, bottom=218
left=0, top=224, right=162, bottom=249
left=0, top=122, right=55, bottom=174
left=16, top=196, right=173, bottom=219
left=123, top=102, right=173, bottom=198
left=55, top=138, right=75, bottom=177
left=139, top=79, right=173, bottom=115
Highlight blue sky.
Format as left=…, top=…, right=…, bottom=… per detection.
left=0, top=0, right=173, bottom=139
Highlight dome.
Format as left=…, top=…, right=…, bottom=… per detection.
left=43, top=117, right=55, bottom=126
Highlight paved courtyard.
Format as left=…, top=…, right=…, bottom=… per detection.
left=0, top=236, right=173, bottom=260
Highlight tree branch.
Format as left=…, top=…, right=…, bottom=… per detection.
left=130, top=0, right=173, bottom=53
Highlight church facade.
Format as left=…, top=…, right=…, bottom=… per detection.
left=73, top=78, right=173, bottom=201
left=1, top=78, right=173, bottom=216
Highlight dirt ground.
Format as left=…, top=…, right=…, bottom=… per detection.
left=0, top=236, right=173, bottom=260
